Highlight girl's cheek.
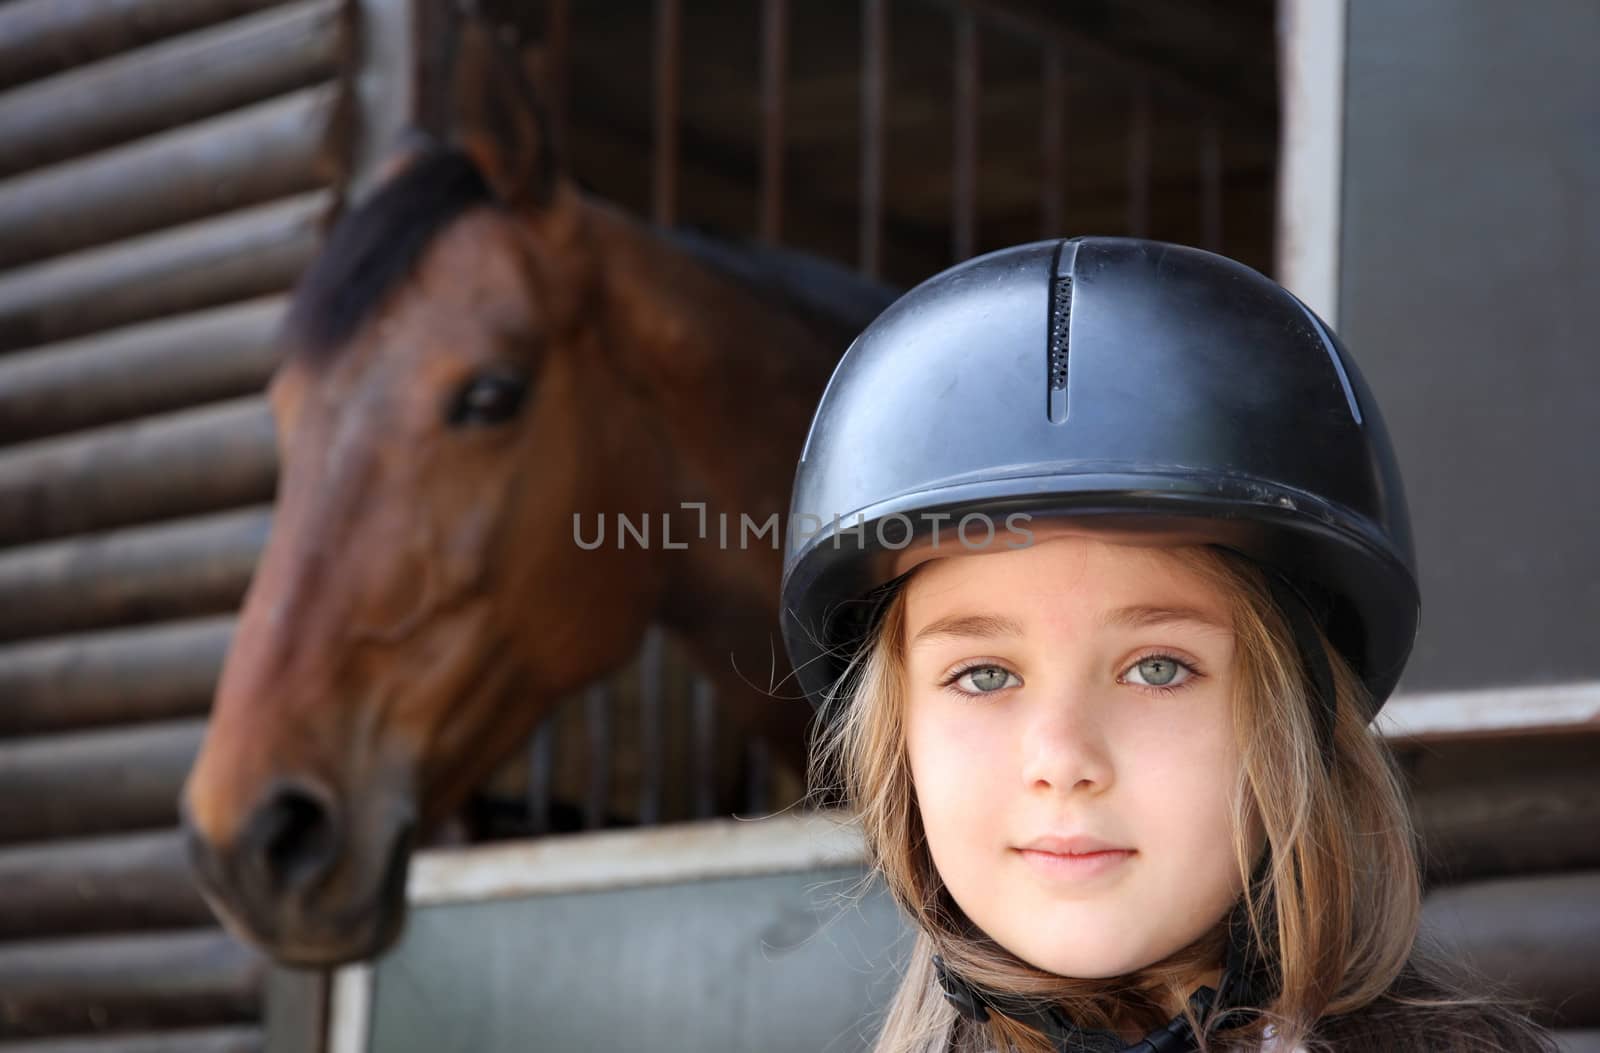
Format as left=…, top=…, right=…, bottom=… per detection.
left=1124, top=673, right=1234, bottom=749
left=1129, top=699, right=1241, bottom=812
left=906, top=693, right=1012, bottom=798
left=907, top=689, right=981, bottom=755
left=904, top=695, right=952, bottom=779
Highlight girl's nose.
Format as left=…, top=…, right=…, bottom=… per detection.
left=1019, top=693, right=1115, bottom=795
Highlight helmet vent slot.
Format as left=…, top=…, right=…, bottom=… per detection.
left=1047, top=274, right=1073, bottom=422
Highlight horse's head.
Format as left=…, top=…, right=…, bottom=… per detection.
left=181, top=31, right=674, bottom=965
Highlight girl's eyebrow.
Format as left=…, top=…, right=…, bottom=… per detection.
left=910, top=613, right=1025, bottom=645
left=909, top=605, right=1231, bottom=646
left=1103, top=605, right=1230, bottom=632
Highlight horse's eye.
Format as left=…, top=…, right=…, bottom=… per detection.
left=447, top=369, right=529, bottom=428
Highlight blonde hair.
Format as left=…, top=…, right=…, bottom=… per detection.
left=810, top=545, right=1552, bottom=1053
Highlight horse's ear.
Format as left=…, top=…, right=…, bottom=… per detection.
left=375, top=127, right=445, bottom=185
left=451, top=16, right=559, bottom=209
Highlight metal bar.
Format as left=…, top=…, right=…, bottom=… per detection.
left=264, top=956, right=327, bottom=1053
left=1201, top=109, right=1224, bottom=252
left=0, top=617, right=233, bottom=739
left=637, top=626, right=665, bottom=826
left=1274, top=0, right=1345, bottom=324
left=410, top=0, right=459, bottom=139
left=0, top=397, right=277, bottom=549
left=759, top=0, right=790, bottom=243
left=1126, top=78, right=1151, bottom=238
left=651, top=0, right=682, bottom=226
left=0, top=297, right=284, bottom=446
left=952, top=9, right=980, bottom=261
left=0, top=507, right=269, bottom=644
left=0, top=191, right=326, bottom=354
left=938, top=0, right=1273, bottom=136
left=1040, top=44, right=1064, bottom=237
left=583, top=682, right=612, bottom=830
left=691, top=676, right=717, bottom=818
left=525, top=714, right=555, bottom=836
left=0, top=0, right=345, bottom=181
left=545, top=0, right=572, bottom=160
left=744, top=737, right=772, bottom=815
left=859, top=0, right=888, bottom=276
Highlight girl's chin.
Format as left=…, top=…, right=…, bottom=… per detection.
left=994, top=920, right=1169, bottom=980
left=1018, top=953, right=1148, bottom=981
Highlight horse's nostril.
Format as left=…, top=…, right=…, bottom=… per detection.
left=245, top=783, right=340, bottom=895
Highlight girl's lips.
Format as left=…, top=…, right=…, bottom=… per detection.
left=1011, top=844, right=1139, bottom=876
left=1020, top=835, right=1129, bottom=856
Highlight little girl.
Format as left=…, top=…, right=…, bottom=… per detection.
left=778, top=239, right=1554, bottom=1052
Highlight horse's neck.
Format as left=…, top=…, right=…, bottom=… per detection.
left=582, top=202, right=835, bottom=749
left=585, top=199, right=838, bottom=543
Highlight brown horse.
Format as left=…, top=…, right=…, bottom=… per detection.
left=180, top=31, right=893, bottom=967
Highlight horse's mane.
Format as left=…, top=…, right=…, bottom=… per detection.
left=662, top=226, right=901, bottom=348
left=284, top=143, right=899, bottom=362
left=286, top=148, right=493, bottom=359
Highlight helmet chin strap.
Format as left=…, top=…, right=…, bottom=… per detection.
left=933, top=898, right=1273, bottom=1053
left=1204, top=544, right=1340, bottom=760
left=1259, top=571, right=1339, bottom=759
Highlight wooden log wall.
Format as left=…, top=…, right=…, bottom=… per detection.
left=0, top=0, right=355, bottom=1047
left=1421, top=869, right=1600, bottom=1029
left=1401, top=733, right=1600, bottom=1035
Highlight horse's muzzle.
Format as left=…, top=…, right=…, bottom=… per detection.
left=181, top=779, right=416, bottom=967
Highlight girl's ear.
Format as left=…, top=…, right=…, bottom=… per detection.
left=449, top=13, right=559, bottom=209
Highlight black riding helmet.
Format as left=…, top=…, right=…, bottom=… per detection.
left=780, top=236, right=1419, bottom=721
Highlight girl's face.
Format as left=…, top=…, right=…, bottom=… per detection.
left=901, top=534, right=1247, bottom=979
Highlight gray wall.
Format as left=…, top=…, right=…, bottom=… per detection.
left=367, top=866, right=911, bottom=1052
left=1339, top=0, right=1600, bottom=691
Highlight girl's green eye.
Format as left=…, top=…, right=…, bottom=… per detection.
left=956, top=665, right=1018, bottom=693
left=1124, top=655, right=1191, bottom=688
left=1137, top=657, right=1179, bottom=685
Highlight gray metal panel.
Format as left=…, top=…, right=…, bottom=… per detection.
left=366, top=866, right=910, bottom=1053
left=1339, top=0, right=1600, bottom=691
